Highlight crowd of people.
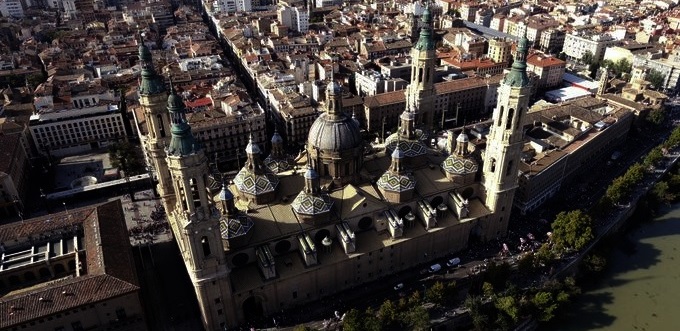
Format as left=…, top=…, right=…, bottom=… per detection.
left=128, top=201, right=169, bottom=243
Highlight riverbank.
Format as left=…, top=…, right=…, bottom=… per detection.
left=546, top=204, right=680, bottom=330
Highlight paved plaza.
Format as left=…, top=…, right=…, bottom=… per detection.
left=119, top=189, right=173, bottom=246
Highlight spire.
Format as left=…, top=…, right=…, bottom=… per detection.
left=414, top=4, right=435, bottom=51
left=455, top=127, right=470, bottom=156
left=503, top=29, right=530, bottom=88
left=303, top=158, right=320, bottom=194
left=326, top=78, right=343, bottom=117
left=138, top=31, right=165, bottom=95
left=166, top=76, right=198, bottom=156
left=245, top=132, right=264, bottom=174
left=390, top=137, right=404, bottom=173
left=400, top=106, right=416, bottom=140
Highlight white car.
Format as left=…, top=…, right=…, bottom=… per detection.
left=446, top=257, right=461, bottom=267
left=429, top=264, right=442, bottom=273
left=393, top=283, right=404, bottom=291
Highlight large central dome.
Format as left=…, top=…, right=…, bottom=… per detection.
left=306, top=80, right=364, bottom=184
left=307, top=112, right=362, bottom=151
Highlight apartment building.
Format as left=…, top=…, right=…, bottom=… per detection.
left=526, top=53, right=566, bottom=90
left=563, top=32, right=620, bottom=62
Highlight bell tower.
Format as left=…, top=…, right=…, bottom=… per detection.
left=405, top=5, right=437, bottom=131
left=163, top=81, right=235, bottom=330
left=482, top=32, right=532, bottom=240
left=138, top=35, right=174, bottom=209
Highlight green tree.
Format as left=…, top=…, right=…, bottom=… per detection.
left=551, top=210, right=594, bottom=252
left=581, top=50, right=594, bottom=65
left=378, top=299, right=398, bottom=329
left=109, top=141, right=145, bottom=176
left=342, top=309, right=362, bottom=331
left=363, top=307, right=381, bottom=331
left=644, top=146, right=665, bottom=168
left=605, top=58, right=632, bottom=79
left=494, top=295, right=520, bottom=322
left=535, top=243, right=554, bottom=266
left=583, top=253, right=607, bottom=273
left=464, top=295, right=488, bottom=330
left=531, top=291, right=558, bottom=322
left=647, top=69, right=665, bottom=90
left=426, top=281, right=445, bottom=305
left=404, top=305, right=430, bottom=331
left=647, top=108, right=665, bottom=126
left=482, top=281, right=495, bottom=298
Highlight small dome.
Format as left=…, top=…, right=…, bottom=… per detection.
left=167, top=93, right=183, bottom=110
left=219, top=185, right=234, bottom=200
left=456, top=132, right=469, bottom=143
left=327, top=80, right=342, bottom=95
left=245, top=135, right=261, bottom=154
left=271, top=131, right=283, bottom=144
left=401, top=109, right=415, bottom=121
left=441, top=155, right=478, bottom=175
left=391, top=145, right=404, bottom=159
left=304, top=167, right=319, bottom=179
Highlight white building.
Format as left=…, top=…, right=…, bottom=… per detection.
left=278, top=5, right=309, bottom=33
left=212, top=0, right=251, bottom=13
left=562, top=32, right=620, bottom=62
left=0, top=0, right=24, bottom=18
left=29, top=88, right=125, bottom=157
left=355, top=69, right=408, bottom=96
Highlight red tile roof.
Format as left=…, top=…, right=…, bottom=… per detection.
left=0, top=201, right=140, bottom=328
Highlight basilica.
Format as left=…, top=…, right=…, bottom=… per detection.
left=138, top=7, right=532, bottom=330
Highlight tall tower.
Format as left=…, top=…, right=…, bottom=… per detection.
left=405, top=5, right=437, bottom=131
left=138, top=36, right=174, bottom=209
left=164, top=82, right=235, bottom=330
left=597, top=66, right=609, bottom=96
left=482, top=32, right=532, bottom=240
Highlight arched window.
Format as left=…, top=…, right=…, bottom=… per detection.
left=418, top=68, right=423, bottom=83
left=490, top=158, right=496, bottom=172
left=497, top=107, right=504, bottom=127
left=506, top=108, right=515, bottom=130
left=201, top=236, right=211, bottom=257
left=506, top=160, right=513, bottom=176
left=425, top=68, right=430, bottom=83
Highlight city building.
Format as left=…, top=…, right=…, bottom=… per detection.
left=562, top=32, right=620, bottom=63
left=0, top=0, right=24, bottom=18
left=526, top=53, right=566, bottom=90
left=144, top=7, right=534, bottom=329
left=0, top=200, right=146, bottom=331
left=487, top=37, right=513, bottom=66
left=355, top=69, right=408, bottom=97
left=515, top=97, right=634, bottom=213
left=29, top=81, right=125, bottom=157
left=363, top=74, right=502, bottom=133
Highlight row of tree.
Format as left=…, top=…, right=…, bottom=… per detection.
left=466, top=278, right=581, bottom=331
left=339, top=280, right=457, bottom=331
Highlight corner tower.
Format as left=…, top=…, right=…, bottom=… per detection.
left=482, top=33, right=532, bottom=240
left=405, top=6, right=437, bottom=131
left=163, top=82, right=235, bottom=330
left=138, top=36, right=174, bottom=208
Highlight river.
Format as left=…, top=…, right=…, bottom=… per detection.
left=551, top=204, right=680, bottom=331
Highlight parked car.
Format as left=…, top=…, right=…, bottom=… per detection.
left=446, top=257, right=461, bottom=268
left=393, top=283, right=404, bottom=291
left=429, top=264, right=442, bottom=273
